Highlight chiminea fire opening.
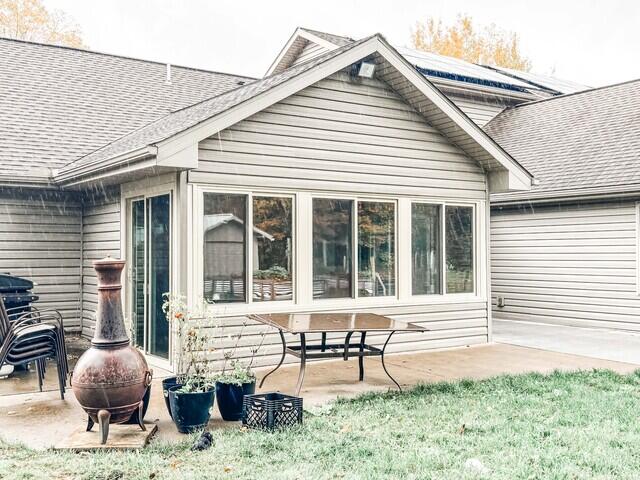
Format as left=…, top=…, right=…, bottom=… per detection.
left=71, top=258, right=152, bottom=444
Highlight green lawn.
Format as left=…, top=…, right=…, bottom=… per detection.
left=2, top=370, right=640, bottom=479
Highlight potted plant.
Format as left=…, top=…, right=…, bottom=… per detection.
left=214, top=323, right=266, bottom=421
left=214, top=360, right=257, bottom=421
left=163, top=294, right=218, bottom=433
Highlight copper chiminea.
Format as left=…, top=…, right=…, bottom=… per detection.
left=72, top=258, right=152, bottom=444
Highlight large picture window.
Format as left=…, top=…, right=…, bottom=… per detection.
left=253, top=196, right=293, bottom=302
left=358, top=201, right=395, bottom=297
left=313, top=198, right=353, bottom=299
left=203, top=192, right=294, bottom=304
left=445, top=206, right=474, bottom=293
left=203, top=193, right=247, bottom=303
left=412, top=203, right=441, bottom=295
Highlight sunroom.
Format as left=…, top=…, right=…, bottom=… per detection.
left=56, top=34, right=532, bottom=371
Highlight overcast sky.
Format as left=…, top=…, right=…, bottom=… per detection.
left=45, top=0, right=639, bottom=87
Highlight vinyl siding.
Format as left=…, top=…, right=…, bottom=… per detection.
left=194, top=73, right=487, bottom=199
left=194, top=72, right=489, bottom=366
left=491, top=200, right=640, bottom=331
left=0, top=188, right=82, bottom=330
left=80, top=186, right=121, bottom=338
left=449, top=95, right=507, bottom=127
left=291, top=42, right=330, bottom=67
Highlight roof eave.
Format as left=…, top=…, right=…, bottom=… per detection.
left=492, top=184, right=640, bottom=206
left=54, top=146, right=158, bottom=187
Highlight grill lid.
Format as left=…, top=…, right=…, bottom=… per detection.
left=0, top=273, right=35, bottom=293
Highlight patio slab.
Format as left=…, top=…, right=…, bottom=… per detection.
left=1, top=343, right=637, bottom=449
left=55, top=423, right=158, bottom=451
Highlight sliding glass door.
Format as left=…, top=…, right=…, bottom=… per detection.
left=129, top=193, right=171, bottom=360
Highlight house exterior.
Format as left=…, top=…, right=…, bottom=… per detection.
left=486, top=80, right=640, bottom=331
left=5, top=26, right=601, bottom=371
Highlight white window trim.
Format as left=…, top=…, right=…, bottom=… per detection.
left=192, top=184, right=486, bottom=317
left=196, top=185, right=297, bottom=312
left=409, top=200, right=478, bottom=298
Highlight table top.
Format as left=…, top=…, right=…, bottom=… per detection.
left=248, top=312, right=427, bottom=334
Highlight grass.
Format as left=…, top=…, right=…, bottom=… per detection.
left=2, top=369, right=640, bottom=479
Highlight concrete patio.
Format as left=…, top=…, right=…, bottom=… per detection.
left=1, top=342, right=638, bottom=449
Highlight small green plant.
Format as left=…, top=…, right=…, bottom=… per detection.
left=213, top=360, right=256, bottom=386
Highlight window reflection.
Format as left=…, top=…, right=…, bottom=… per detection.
left=313, top=198, right=353, bottom=299
left=203, top=193, right=247, bottom=303
left=446, top=206, right=474, bottom=293
left=412, top=203, right=441, bottom=295
left=358, top=201, right=395, bottom=297
left=253, top=196, right=293, bottom=302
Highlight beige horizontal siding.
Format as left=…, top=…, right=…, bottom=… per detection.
left=81, top=186, right=121, bottom=338
left=0, top=188, right=82, bottom=330
left=195, top=73, right=486, bottom=200
left=291, top=41, right=328, bottom=66
left=491, top=200, right=640, bottom=331
left=448, top=95, right=506, bottom=127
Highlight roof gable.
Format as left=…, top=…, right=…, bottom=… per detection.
left=265, top=27, right=353, bottom=76
left=57, top=34, right=532, bottom=192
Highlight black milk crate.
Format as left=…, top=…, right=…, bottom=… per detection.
left=242, top=392, right=303, bottom=430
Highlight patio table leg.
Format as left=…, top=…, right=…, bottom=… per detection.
left=381, top=331, right=401, bottom=392
left=358, top=331, right=366, bottom=381
left=294, top=333, right=307, bottom=396
left=343, top=331, right=354, bottom=360
left=259, top=329, right=287, bottom=389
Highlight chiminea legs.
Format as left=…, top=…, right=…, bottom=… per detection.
left=137, top=401, right=146, bottom=431
left=97, top=409, right=111, bottom=445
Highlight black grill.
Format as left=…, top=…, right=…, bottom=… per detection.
left=0, top=273, right=39, bottom=316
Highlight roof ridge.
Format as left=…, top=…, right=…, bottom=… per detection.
left=513, top=77, right=640, bottom=109
left=0, top=36, right=256, bottom=80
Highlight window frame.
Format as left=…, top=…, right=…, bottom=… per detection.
left=199, top=186, right=296, bottom=308
left=193, top=184, right=482, bottom=316
left=410, top=200, right=477, bottom=298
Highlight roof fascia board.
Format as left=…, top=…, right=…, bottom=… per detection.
left=59, top=157, right=162, bottom=189
left=156, top=38, right=379, bottom=157
left=0, top=178, right=55, bottom=188
left=265, top=28, right=304, bottom=77
left=492, top=184, right=640, bottom=206
left=374, top=39, right=533, bottom=190
left=55, top=146, right=156, bottom=185
left=431, top=77, right=538, bottom=102
left=296, top=29, right=339, bottom=50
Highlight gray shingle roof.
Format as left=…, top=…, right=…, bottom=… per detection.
left=0, top=37, right=253, bottom=183
left=59, top=36, right=373, bottom=178
left=485, top=79, right=640, bottom=201
left=299, top=28, right=354, bottom=47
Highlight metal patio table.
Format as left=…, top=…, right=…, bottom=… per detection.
left=248, top=312, right=427, bottom=396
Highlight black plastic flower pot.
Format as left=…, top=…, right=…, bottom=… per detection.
left=162, top=376, right=182, bottom=419
left=216, top=381, right=256, bottom=421
left=168, top=385, right=215, bottom=433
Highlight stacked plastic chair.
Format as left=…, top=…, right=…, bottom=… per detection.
left=0, top=299, right=68, bottom=399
